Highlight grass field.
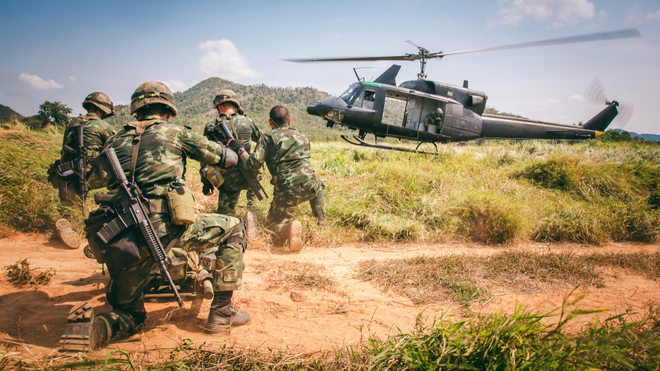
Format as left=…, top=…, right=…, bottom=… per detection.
left=1, top=121, right=659, bottom=243
left=1, top=122, right=660, bottom=369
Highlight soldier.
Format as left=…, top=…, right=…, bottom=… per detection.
left=201, top=89, right=262, bottom=216
left=60, top=81, right=251, bottom=353
left=423, top=107, right=444, bottom=133
left=49, top=92, right=117, bottom=249
left=230, top=105, right=325, bottom=252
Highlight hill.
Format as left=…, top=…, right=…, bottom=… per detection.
left=630, top=131, right=660, bottom=142
left=107, top=78, right=338, bottom=140
left=0, top=104, right=24, bottom=123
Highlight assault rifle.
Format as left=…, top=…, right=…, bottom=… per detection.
left=60, top=123, right=89, bottom=215
left=214, top=120, right=267, bottom=201
left=95, top=147, right=184, bottom=307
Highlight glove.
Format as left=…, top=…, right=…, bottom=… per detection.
left=201, top=176, right=214, bottom=195
left=227, top=139, right=245, bottom=155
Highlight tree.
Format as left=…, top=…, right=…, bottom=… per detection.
left=38, top=101, right=72, bottom=128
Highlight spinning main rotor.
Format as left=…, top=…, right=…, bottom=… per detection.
left=286, top=29, right=640, bottom=80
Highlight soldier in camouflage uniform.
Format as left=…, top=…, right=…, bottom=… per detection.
left=423, top=107, right=444, bottom=133
left=230, top=105, right=325, bottom=252
left=201, top=89, right=262, bottom=215
left=60, top=82, right=251, bottom=353
left=50, top=92, right=117, bottom=248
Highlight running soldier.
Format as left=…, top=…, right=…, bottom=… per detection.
left=229, top=105, right=325, bottom=252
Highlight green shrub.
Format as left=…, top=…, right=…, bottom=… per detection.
left=453, top=193, right=523, bottom=245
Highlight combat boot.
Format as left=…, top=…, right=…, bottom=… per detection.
left=206, top=293, right=251, bottom=332
left=275, top=220, right=303, bottom=252
left=56, top=218, right=80, bottom=249
left=59, top=302, right=108, bottom=353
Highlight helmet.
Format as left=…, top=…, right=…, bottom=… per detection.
left=436, top=107, right=444, bottom=116
left=213, top=89, right=242, bottom=110
left=130, top=81, right=178, bottom=117
left=83, top=92, right=116, bottom=117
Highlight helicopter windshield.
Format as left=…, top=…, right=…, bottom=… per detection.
left=339, top=83, right=362, bottom=104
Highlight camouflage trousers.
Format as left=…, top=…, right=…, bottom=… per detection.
left=94, top=212, right=244, bottom=343
left=216, top=186, right=259, bottom=216
left=266, top=177, right=325, bottom=229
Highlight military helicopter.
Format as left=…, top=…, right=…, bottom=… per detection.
left=289, top=29, right=640, bottom=154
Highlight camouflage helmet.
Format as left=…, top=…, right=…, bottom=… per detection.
left=213, top=89, right=242, bottom=110
left=83, top=92, right=116, bottom=117
left=436, top=107, right=444, bottom=116
left=130, top=81, right=178, bottom=117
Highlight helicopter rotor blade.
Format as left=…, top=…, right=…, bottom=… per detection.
left=585, top=78, right=633, bottom=129
left=613, top=102, right=634, bottom=129
left=405, top=40, right=421, bottom=49
left=284, top=55, right=420, bottom=63
left=436, top=28, right=640, bottom=57
left=585, top=78, right=609, bottom=105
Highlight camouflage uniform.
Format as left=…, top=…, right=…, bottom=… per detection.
left=203, top=113, right=261, bottom=214
left=423, top=109, right=444, bottom=132
left=244, top=125, right=325, bottom=228
left=87, top=115, right=246, bottom=342
left=55, top=112, right=116, bottom=203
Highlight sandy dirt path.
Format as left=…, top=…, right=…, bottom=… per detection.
left=0, top=233, right=659, bottom=362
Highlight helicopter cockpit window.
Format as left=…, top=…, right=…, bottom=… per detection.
left=340, top=83, right=362, bottom=104
left=363, top=90, right=375, bottom=110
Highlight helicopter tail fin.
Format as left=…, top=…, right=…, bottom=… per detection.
left=373, top=65, right=401, bottom=86
left=582, top=101, right=618, bottom=132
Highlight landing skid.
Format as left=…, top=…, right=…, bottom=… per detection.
left=341, top=135, right=439, bottom=155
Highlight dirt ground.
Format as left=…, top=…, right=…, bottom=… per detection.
left=1, top=232, right=659, bottom=363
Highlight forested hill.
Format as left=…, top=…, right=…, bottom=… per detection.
left=0, top=104, right=24, bottom=123
left=107, top=78, right=336, bottom=140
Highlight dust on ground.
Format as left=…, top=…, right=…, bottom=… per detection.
left=0, top=232, right=659, bottom=362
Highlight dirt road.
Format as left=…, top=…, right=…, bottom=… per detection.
left=1, top=233, right=659, bottom=361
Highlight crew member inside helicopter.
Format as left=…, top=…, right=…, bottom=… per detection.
left=423, top=107, right=444, bottom=134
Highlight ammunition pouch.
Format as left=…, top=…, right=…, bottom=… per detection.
left=47, top=160, right=62, bottom=189
left=167, top=248, right=189, bottom=281
left=57, top=160, right=76, bottom=176
left=84, top=204, right=141, bottom=277
left=166, top=186, right=195, bottom=225
left=200, top=165, right=225, bottom=188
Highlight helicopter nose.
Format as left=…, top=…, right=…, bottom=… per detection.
left=307, top=97, right=347, bottom=118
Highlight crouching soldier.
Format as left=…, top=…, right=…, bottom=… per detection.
left=60, top=81, right=251, bottom=353
left=229, top=105, right=325, bottom=252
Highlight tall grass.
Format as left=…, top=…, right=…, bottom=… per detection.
left=0, top=121, right=73, bottom=236
left=1, top=123, right=659, bottom=245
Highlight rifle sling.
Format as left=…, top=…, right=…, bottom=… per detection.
left=164, top=227, right=186, bottom=254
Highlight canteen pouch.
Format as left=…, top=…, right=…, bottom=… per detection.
left=200, top=165, right=225, bottom=188
left=166, top=186, right=195, bottom=225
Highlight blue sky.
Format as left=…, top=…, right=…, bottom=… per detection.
left=1, top=0, right=659, bottom=134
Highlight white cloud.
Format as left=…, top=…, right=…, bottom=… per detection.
left=18, top=73, right=63, bottom=90
left=68, top=76, right=77, bottom=82
left=198, top=39, right=260, bottom=80
left=539, top=98, right=561, bottom=106
left=648, top=8, right=660, bottom=20
left=162, top=79, right=189, bottom=92
left=569, top=94, right=584, bottom=102
left=494, top=0, right=596, bottom=26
